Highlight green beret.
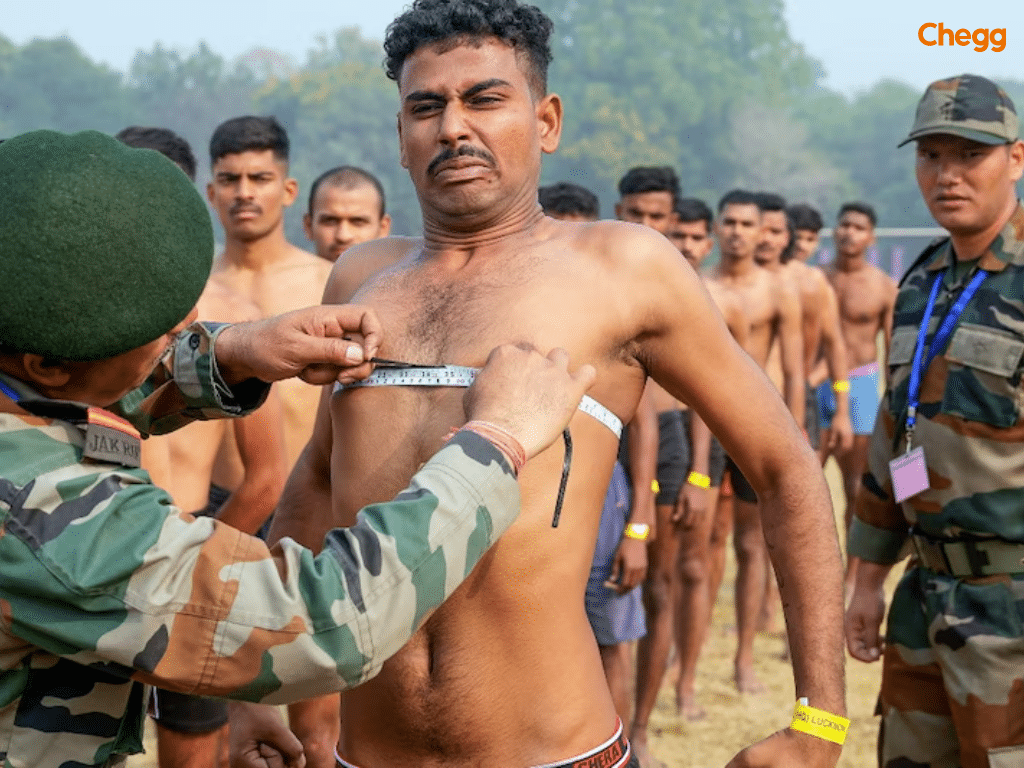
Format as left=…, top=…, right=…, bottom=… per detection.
left=0, top=129, right=213, bottom=360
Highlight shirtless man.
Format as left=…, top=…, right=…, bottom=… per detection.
left=204, top=117, right=332, bottom=474
left=667, top=197, right=747, bottom=719
left=820, top=202, right=897, bottom=560
left=789, top=202, right=824, bottom=264
left=304, top=165, right=392, bottom=263
left=274, top=4, right=845, bottom=767
left=540, top=180, right=652, bottom=729
left=707, top=189, right=803, bottom=694
left=613, top=166, right=702, bottom=763
left=757, top=194, right=853, bottom=455
left=118, top=126, right=289, bottom=768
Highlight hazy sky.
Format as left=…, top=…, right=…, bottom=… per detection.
left=1, top=0, right=1019, bottom=95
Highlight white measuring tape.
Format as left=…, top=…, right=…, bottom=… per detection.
left=335, top=365, right=622, bottom=438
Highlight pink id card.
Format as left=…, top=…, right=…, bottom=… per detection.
left=890, top=447, right=929, bottom=503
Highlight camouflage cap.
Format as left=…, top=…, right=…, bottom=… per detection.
left=899, top=74, right=1019, bottom=147
left=0, top=130, right=213, bottom=361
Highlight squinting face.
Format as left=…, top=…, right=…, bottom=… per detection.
left=396, top=38, right=561, bottom=222
left=715, top=203, right=761, bottom=260
left=304, top=185, right=391, bottom=262
left=207, top=150, right=297, bottom=243
left=755, top=210, right=790, bottom=266
left=615, top=191, right=675, bottom=234
left=793, top=229, right=821, bottom=262
left=669, top=217, right=714, bottom=268
left=834, top=211, right=875, bottom=257
left=915, top=134, right=1024, bottom=237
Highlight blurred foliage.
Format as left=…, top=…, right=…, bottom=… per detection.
left=2, top=10, right=1021, bottom=238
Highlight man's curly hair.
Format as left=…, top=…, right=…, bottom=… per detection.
left=384, top=0, right=553, bottom=96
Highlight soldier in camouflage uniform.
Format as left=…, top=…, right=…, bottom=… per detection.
left=0, top=129, right=594, bottom=768
left=846, top=75, right=1024, bottom=768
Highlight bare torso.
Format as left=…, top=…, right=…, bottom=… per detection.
left=295, top=221, right=664, bottom=766
left=714, top=262, right=786, bottom=368
left=827, top=260, right=896, bottom=369
left=210, top=246, right=331, bottom=468
left=787, top=260, right=833, bottom=373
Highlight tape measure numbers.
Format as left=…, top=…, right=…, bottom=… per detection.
left=335, top=365, right=622, bottom=439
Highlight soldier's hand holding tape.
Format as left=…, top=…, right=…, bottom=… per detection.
left=214, top=304, right=383, bottom=387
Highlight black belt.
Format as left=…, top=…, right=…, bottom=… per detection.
left=911, top=532, right=1024, bottom=578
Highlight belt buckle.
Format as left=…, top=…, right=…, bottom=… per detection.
left=952, top=539, right=992, bottom=578
left=913, top=534, right=953, bottom=575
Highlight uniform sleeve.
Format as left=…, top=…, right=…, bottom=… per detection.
left=848, top=395, right=910, bottom=564
left=111, top=321, right=270, bottom=436
left=0, top=430, right=518, bottom=703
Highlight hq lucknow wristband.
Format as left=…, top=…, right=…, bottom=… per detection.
left=790, top=699, right=849, bottom=745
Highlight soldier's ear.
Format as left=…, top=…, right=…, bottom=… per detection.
left=21, top=354, right=71, bottom=388
left=1008, top=140, right=1024, bottom=183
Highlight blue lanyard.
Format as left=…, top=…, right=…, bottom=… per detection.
left=904, top=268, right=988, bottom=448
left=0, top=379, right=21, bottom=402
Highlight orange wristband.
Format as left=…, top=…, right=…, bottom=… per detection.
left=450, top=421, right=526, bottom=475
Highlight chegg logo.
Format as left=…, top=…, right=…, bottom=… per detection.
left=918, top=24, right=1006, bottom=52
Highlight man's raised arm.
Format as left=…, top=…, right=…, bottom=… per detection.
left=625, top=227, right=845, bottom=768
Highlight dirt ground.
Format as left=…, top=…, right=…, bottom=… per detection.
left=129, top=460, right=891, bottom=768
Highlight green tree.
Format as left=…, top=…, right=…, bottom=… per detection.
left=0, top=36, right=129, bottom=136
left=534, top=0, right=822, bottom=208
left=257, top=28, right=417, bottom=241
left=125, top=42, right=261, bottom=180
left=795, top=79, right=931, bottom=225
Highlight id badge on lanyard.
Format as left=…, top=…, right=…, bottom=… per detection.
left=890, top=268, right=987, bottom=503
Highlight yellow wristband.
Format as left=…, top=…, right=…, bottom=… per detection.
left=790, top=700, right=849, bottom=745
left=624, top=522, right=650, bottom=541
left=651, top=480, right=660, bottom=494
left=687, top=471, right=711, bottom=489
left=832, top=380, right=851, bottom=393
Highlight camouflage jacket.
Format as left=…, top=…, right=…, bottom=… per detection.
left=0, top=323, right=520, bottom=767
left=850, top=202, right=1024, bottom=564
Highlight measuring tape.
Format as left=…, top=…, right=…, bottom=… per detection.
left=335, top=365, right=622, bottom=439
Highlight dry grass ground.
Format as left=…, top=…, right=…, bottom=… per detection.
left=130, top=461, right=894, bottom=768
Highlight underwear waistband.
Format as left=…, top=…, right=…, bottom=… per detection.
left=335, top=718, right=630, bottom=768
left=335, top=365, right=623, bottom=439
left=849, top=361, right=880, bottom=378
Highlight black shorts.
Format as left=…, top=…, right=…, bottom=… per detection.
left=805, top=381, right=820, bottom=450
left=680, top=409, right=726, bottom=488
left=725, top=456, right=757, bottom=504
left=655, top=410, right=688, bottom=506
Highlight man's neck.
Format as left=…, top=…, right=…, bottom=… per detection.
left=755, top=254, right=783, bottom=273
left=222, top=226, right=292, bottom=270
left=718, top=251, right=758, bottom=278
left=835, top=251, right=868, bottom=273
left=420, top=193, right=546, bottom=252
left=948, top=195, right=1019, bottom=261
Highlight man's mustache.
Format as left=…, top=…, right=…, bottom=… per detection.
left=230, top=203, right=262, bottom=216
left=427, top=145, right=496, bottom=177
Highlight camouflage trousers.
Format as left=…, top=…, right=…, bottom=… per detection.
left=878, top=567, right=1024, bottom=768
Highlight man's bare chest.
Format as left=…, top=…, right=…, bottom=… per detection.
left=358, top=262, right=602, bottom=365
left=835, top=276, right=885, bottom=324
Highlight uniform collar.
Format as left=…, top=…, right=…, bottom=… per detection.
left=926, top=200, right=1024, bottom=273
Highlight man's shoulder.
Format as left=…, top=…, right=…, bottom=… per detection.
left=326, top=236, right=420, bottom=303
left=552, top=218, right=674, bottom=269
left=284, top=244, right=333, bottom=276
left=197, top=280, right=261, bottom=323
